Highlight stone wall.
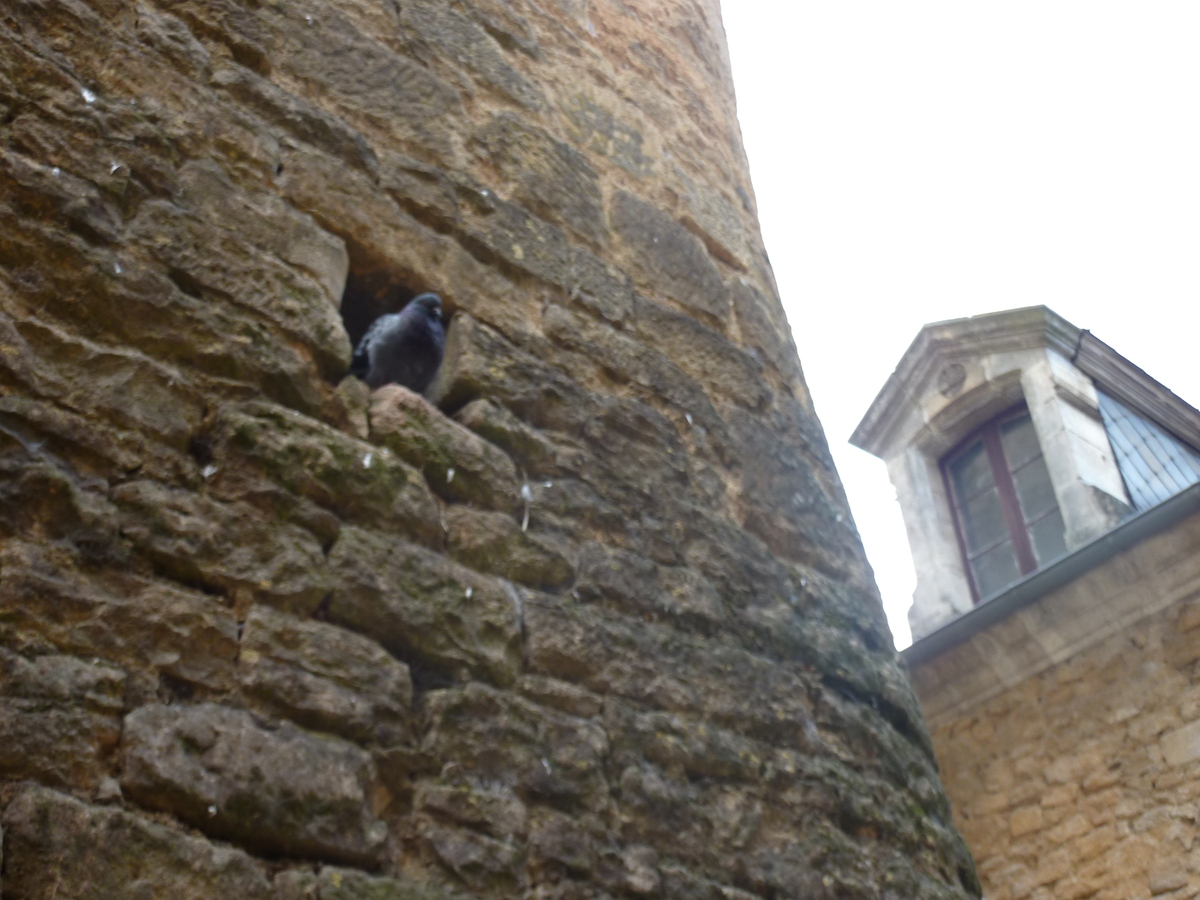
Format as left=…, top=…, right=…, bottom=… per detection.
left=0, top=0, right=976, bottom=897
left=915, top=509, right=1200, bottom=900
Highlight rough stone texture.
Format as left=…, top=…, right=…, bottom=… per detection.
left=2, top=784, right=274, bottom=900
left=238, top=603, right=414, bottom=745
left=0, top=0, right=975, bottom=896
left=121, top=702, right=388, bottom=864
left=913, top=509, right=1200, bottom=900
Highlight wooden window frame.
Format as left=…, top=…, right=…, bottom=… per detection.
left=941, top=403, right=1041, bottom=604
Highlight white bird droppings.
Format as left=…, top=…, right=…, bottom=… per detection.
left=201, top=464, right=218, bottom=479
left=362, top=452, right=373, bottom=468
left=305, top=14, right=314, bottom=24
left=51, top=167, right=61, bottom=176
left=542, top=757, right=552, bottom=774
left=465, top=586, right=473, bottom=600
left=520, top=483, right=532, bottom=501
left=207, top=805, right=217, bottom=816
left=446, top=467, right=455, bottom=483
left=114, top=262, right=122, bottom=275
left=543, top=481, right=552, bottom=488
left=685, top=413, right=693, bottom=425
left=109, top=161, right=120, bottom=174
left=81, top=87, right=96, bottom=104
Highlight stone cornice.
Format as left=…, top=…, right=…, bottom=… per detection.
left=851, top=306, right=1083, bottom=458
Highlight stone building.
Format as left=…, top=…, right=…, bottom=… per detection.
left=853, top=306, right=1200, bottom=899
left=0, top=0, right=977, bottom=897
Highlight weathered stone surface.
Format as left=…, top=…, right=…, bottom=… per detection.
left=208, top=400, right=443, bottom=547
left=276, top=866, right=470, bottom=900
left=327, top=526, right=523, bottom=686
left=422, top=682, right=609, bottom=812
left=239, top=604, right=413, bottom=745
left=394, top=0, right=542, bottom=109
left=0, top=540, right=238, bottom=698
left=0, top=0, right=976, bottom=894
left=112, top=480, right=330, bottom=613
left=121, top=703, right=387, bottom=865
left=454, top=397, right=558, bottom=475
left=477, top=111, right=603, bottom=244
left=369, top=384, right=520, bottom=511
left=0, top=286, right=207, bottom=450
left=563, top=95, right=655, bottom=178
left=445, top=505, right=574, bottom=589
left=2, top=785, right=273, bottom=900
left=610, top=191, right=730, bottom=324
left=0, top=648, right=124, bottom=790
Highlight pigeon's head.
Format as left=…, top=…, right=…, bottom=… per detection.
left=410, top=293, right=443, bottom=320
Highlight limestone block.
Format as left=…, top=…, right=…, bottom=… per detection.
left=422, top=682, right=609, bottom=811
left=370, top=385, right=520, bottom=511
left=238, top=605, right=413, bottom=745
left=527, top=810, right=595, bottom=877
left=467, top=195, right=576, bottom=288
left=176, top=159, right=350, bottom=308
left=610, top=191, right=730, bottom=323
left=1162, top=719, right=1200, bottom=767
left=0, top=648, right=124, bottom=791
left=0, top=540, right=238, bottom=696
left=477, top=111, right=603, bottom=244
left=575, top=540, right=727, bottom=630
left=121, top=703, right=387, bottom=865
left=622, top=709, right=765, bottom=782
left=0, top=292, right=206, bottom=450
left=275, top=866, right=470, bottom=900
left=422, top=822, right=525, bottom=892
left=453, top=398, right=558, bottom=475
left=1149, top=859, right=1189, bottom=895
left=2, top=785, right=273, bottom=900
left=211, top=63, right=379, bottom=177
left=428, top=314, right=585, bottom=424
left=394, top=0, right=542, bottom=108
left=415, top=779, right=528, bottom=839
left=516, top=674, right=604, bottom=718
left=444, top=505, right=574, bottom=589
left=562, top=95, right=654, bottom=178
left=326, top=526, right=523, bottom=686
left=112, top=480, right=330, bottom=614
left=209, top=400, right=443, bottom=546
left=629, top=295, right=767, bottom=409
left=125, top=198, right=350, bottom=379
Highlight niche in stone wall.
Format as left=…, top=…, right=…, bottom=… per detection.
left=338, top=249, right=424, bottom=353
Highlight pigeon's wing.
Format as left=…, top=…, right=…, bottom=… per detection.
left=349, top=314, right=393, bottom=378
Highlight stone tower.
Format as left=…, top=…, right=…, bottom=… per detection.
left=0, top=0, right=976, bottom=897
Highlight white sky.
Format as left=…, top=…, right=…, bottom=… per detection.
left=722, top=2, right=1200, bottom=648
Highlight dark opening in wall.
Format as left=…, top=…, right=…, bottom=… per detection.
left=339, top=258, right=421, bottom=352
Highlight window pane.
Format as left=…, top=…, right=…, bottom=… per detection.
left=961, top=488, right=1008, bottom=553
left=1011, top=455, right=1058, bottom=523
left=950, top=441, right=995, bottom=500
left=1029, top=508, right=1068, bottom=566
left=999, top=414, right=1041, bottom=469
left=972, top=540, right=1021, bottom=598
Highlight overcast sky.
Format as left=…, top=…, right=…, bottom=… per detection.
left=721, top=2, right=1200, bottom=648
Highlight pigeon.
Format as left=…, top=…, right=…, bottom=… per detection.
left=350, top=293, right=446, bottom=392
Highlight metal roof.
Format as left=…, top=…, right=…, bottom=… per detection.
left=1098, top=390, right=1200, bottom=511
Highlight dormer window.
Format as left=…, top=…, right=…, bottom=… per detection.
left=943, top=406, right=1068, bottom=601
